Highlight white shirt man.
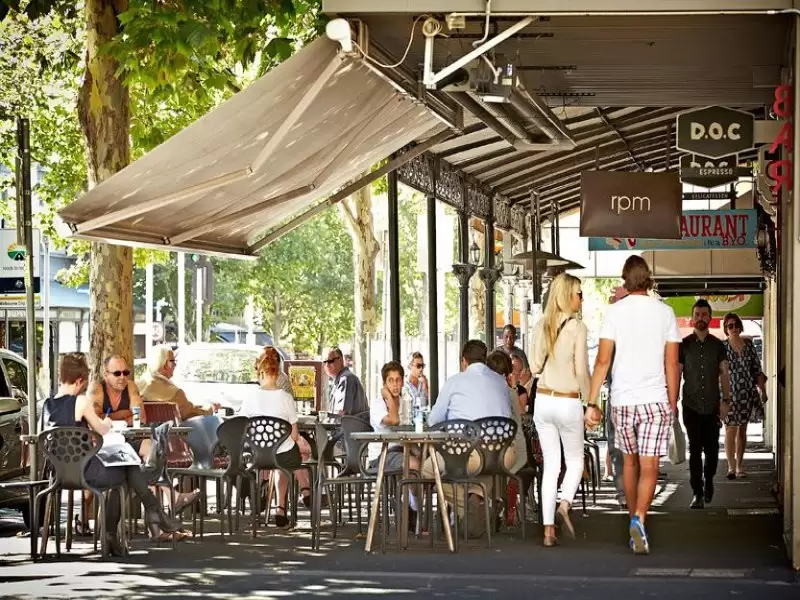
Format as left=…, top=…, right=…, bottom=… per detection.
left=589, top=256, right=681, bottom=556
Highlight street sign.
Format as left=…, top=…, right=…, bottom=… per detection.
left=676, top=106, right=755, bottom=159
left=679, top=154, right=741, bottom=188
left=0, top=228, right=40, bottom=295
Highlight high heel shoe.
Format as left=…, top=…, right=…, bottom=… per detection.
left=556, top=501, right=575, bottom=539
left=145, top=506, right=183, bottom=536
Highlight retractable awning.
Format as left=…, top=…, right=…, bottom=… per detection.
left=58, top=38, right=444, bottom=257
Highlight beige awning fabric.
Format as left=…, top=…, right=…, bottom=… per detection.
left=58, top=38, right=443, bottom=257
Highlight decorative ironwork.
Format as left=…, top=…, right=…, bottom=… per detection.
left=452, top=262, right=477, bottom=287
left=438, top=161, right=464, bottom=210
left=466, top=184, right=491, bottom=219
left=478, top=266, right=503, bottom=290
left=396, top=150, right=434, bottom=197
left=495, top=196, right=511, bottom=230
left=756, top=210, right=777, bottom=278
left=510, top=205, right=528, bottom=238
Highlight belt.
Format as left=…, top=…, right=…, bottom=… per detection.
left=537, top=387, right=580, bottom=399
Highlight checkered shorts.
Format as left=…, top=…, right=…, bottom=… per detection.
left=611, top=403, right=672, bottom=457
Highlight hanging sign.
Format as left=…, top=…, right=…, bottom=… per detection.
left=588, top=209, right=757, bottom=251
left=679, top=154, right=741, bottom=187
left=579, top=170, right=682, bottom=239
left=676, top=106, right=755, bottom=159
left=764, top=84, right=793, bottom=199
left=664, top=294, right=763, bottom=318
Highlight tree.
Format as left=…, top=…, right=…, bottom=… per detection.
left=339, top=186, right=379, bottom=382
left=2, top=0, right=325, bottom=376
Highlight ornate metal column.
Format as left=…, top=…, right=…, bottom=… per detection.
left=452, top=209, right=476, bottom=350
left=479, top=216, right=502, bottom=346
left=387, top=168, right=401, bottom=362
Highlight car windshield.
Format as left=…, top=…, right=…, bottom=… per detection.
left=174, top=348, right=258, bottom=384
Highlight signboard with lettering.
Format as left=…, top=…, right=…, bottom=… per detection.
left=664, top=294, right=763, bottom=318
left=0, top=229, right=40, bottom=295
left=587, top=209, right=757, bottom=251
left=676, top=106, right=755, bottom=159
left=764, top=84, right=793, bottom=200
left=579, top=170, right=682, bottom=239
left=679, top=154, right=740, bottom=187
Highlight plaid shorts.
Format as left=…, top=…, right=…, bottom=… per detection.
left=611, top=403, right=672, bottom=457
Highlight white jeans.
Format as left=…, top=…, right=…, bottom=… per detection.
left=533, top=393, right=585, bottom=526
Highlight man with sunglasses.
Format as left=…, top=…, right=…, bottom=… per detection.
left=89, top=355, right=143, bottom=426
left=324, top=346, right=368, bottom=419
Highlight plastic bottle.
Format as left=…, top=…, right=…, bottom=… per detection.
left=400, top=388, right=413, bottom=426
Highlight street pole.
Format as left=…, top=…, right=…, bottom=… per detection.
left=145, top=262, right=154, bottom=352
left=195, top=266, right=203, bottom=343
left=177, top=252, right=186, bottom=345
left=16, top=117, right=38, bottom=480
left=43, top=237, right=51, bottom=397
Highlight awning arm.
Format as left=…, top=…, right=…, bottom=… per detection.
left=73, top=167, right=252, bottom=234
left=167, top=184, right=316, bottom=246
left=250, top=54, right=345, bottom=173
left=248, top=127, right=455, bottom=253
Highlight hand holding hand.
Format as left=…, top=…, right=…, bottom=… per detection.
left=584, top=405, right=602, bottom=429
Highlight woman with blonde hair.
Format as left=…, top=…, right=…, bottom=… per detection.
left=530, top=273, right=591, bottom=547
left=239, top=346, right=312, bottom=527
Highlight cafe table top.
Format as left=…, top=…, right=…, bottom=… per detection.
left=21, top=426, right=192, bottom=444
left=349, top=430, right=465, bottom=443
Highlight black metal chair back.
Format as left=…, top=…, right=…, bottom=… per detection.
left=185, top=415, right=224, bottom=470
left=38, top=427, right=100, bottom=490
left=339, top=416, right=373, bottom=476
left=245, top=416, right=292, bottom=470
left=474, top=417, right=517, bottom=476
left=313, top=423, right=335, bottom=462
left=217, top=416, right=249, bottom=479
left=431, top=419, right=481, bottom=479
left=141, top=422, right=171, bottom=485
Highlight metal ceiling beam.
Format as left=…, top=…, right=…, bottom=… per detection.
left=437, top=135, right=505, bottom=158
left=595, top=107, right=647, bottom=171
left=478, top=108, right=683, bottom=183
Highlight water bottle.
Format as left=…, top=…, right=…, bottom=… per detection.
left=400, top=388, right=412, bottom=426
left=132, top=407, right=141, bottom=428
left=414, top=407, right=424, bottom=433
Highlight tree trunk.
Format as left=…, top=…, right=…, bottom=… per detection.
left=339, top=186, right=379, bottom=383
left=272, top=292, right=282, bottom=348
left=77, top=0, right=132, bottom=381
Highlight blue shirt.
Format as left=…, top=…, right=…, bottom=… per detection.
left=428, top=363, right=511, bottom=426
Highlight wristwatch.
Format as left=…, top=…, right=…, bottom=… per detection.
left=586, top=402, right=600, bottom=409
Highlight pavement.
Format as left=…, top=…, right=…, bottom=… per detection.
left=0, top=425, right=797, bottom=599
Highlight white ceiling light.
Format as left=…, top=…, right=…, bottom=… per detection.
left=326, top=18, right=352, bottom=53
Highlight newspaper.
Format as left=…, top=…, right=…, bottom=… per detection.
left=97, top=431, right=142, bottom=467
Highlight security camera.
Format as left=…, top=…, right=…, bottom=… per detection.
left=326, top=18, right=353, bottom=53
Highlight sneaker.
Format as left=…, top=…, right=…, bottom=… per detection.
left=703, top=481, right=714, bottom=504
left=629, top=516, right=649, bottom=555
left=690, top=495, right=705, bottom=509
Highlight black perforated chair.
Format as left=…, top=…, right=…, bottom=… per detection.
left=245, top=416, right=312, bottom=537
left=399, top=419, right=485, bottom=552
left=36, top=427, right=128, bottom=560
left=474, top=416, right=525, bottom=545
left=312, top=416, right=379, bottom=550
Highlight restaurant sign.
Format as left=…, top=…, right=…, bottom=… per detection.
left=588, top=209, right=757, bottom=251
left=579, top=170, right=682, bottom=239
left=663, top=294, right=763, bottom=318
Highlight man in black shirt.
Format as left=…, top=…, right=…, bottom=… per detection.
left=679, top=299, right=732, bottom=509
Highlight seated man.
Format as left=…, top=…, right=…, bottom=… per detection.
left=88, top=355, right=143, bottom=426
left=366, top=361, right=420, bottom=528
left=425, top=340, right=513, bottom=538
left=140, top=345, right=219, bottom=421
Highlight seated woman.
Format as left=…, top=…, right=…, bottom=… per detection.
left=239, top=346, right=312, bottom=527
left=41, top=353, right=184, bottom=556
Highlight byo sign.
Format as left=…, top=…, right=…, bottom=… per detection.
left=676, top=106, right=755, bottom=159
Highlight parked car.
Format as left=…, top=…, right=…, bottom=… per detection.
left=0, top=349, right=42, bottom=526
left=170, top=343, right=289, bottom=414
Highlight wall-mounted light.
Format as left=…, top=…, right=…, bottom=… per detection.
left=469, top=240, right=481, bottom=266
left=326, top=18, right=353, bottom=53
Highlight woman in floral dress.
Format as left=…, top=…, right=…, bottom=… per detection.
left=722, top=313, right=766, bottom=479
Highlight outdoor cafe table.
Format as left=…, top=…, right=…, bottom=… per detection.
left=349, top=430, right=467, bottom=554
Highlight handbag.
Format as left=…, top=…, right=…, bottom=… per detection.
left=668, top=414, right=687, bottom=465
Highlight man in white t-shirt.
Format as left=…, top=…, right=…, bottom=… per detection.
left=588, top=256, right=681, bottom=555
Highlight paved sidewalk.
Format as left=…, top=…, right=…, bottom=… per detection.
left=0, top=430, right=796, bottom=599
